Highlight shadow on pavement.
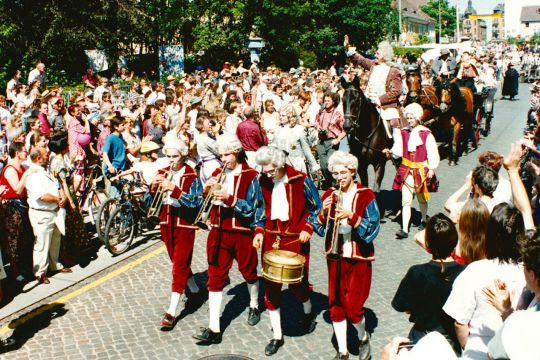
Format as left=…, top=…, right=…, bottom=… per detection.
left=0, top=303, right=68, bottom=355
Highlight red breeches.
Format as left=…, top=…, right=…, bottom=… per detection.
left=160, top=225, right=196, bottom=293
left=206, top=229, right=258, bottom=292
left=327, top=258, right=372, bottom=324
left=262, top=233, right=312, bottom=311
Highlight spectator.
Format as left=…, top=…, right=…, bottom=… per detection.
left=27, top=63, right=46, bottom=89
left=37, top=101, right=51, bottom=138
left=236, top=106, right=267, bottom=168
left=392, top=213, right=464, bottom=352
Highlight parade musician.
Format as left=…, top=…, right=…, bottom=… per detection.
left=253, top=146, right=323, bottom=356
left=317, top=151, right=380, bottom=360
left=193, top=134, right=266, bottom=345
left=152, top=138, right=203, bottom=329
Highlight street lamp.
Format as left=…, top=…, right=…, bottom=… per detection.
left=438, top=0, right=442, bottom=43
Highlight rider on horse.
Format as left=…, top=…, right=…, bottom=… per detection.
left=343, top=35, right=407, bottom=135
left=430, top=48, right=457, bottom=90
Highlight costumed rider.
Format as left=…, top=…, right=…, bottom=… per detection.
left=456, top=49, right=479, bottom=94
left=317, top=151, right=381, bottom=360
left=253, top=146, right=323, bottom=357
left=383, top=103, right=440, bottom=239
left=151, top=138, right=203, bottom=329
left=193, top=134, right=266, bottom=345
left=343, top=34, right=407, bottom=136
left=430, top=48, right=457, bottom=93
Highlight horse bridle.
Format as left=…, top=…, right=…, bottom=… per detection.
left=343, top=87, right=384, bottom=153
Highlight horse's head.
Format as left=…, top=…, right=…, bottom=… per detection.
left=342, top=77, right=363, bottom=131
left=440, top=80, right=453, bottom=113
left=405, top=68, right=421, bottom=103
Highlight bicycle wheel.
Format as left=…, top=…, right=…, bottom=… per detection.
left=95, top=198, right=118, bottom=242
left=104, top=203, right=137, bottom=255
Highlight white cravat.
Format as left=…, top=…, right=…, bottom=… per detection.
left=213, top=165, right=241, bottom=207
left=408, top=126, right=424, bottom=153
left=270, top=175, right=289, bottom=221
left=165, top=166, right=186, bottom=207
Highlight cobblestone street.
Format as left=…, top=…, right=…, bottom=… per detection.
left=0, top=85, right=530, bottom=360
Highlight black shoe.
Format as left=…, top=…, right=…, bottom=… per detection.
left=395, top=229, right=408, bottom=239
left=358, top=333, right=371, bottom=360
left=192, top=327, right=222, bottom=344
left=264, top=338, right=284, bottom=356
left=333, top=352, right=349, bottom=360
left=247, top=307, right=261, bottom=326
left=0, top=337, right=15, bottom=348
left=302, top=313, right=317, bottom=334
left=418, top=221, right=426, bottom=231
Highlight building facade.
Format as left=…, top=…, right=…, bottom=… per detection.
left=492, top=3, right=505, bottom=41
left=520, top=6, right=540, bottom=38
left=461, top=0, right=487, bottom=42
left=399, top=0, right=436, bottom=45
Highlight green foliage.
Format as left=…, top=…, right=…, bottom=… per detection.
left=420, top=0, right=456, bottom=41
left=393, top=47, right=425, bottom=57
left=0, top=0, right=401, bottom=87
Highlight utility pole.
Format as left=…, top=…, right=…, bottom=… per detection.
left=398, top=0, right=402, bottom=45
left=456, top=0, right=461, bottom=42
left=438, top=0, right=442, bottom=43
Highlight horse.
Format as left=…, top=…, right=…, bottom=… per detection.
left=342, top=78, right=391, bottom=192
left=405, top=70, right=473, bottom=165
left=439, top=79, right=475, bottom=164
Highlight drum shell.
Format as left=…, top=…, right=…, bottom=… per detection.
left=262, top=250, right=305, bottom=285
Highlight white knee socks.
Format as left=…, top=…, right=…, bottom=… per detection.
left=187, top=277, right=199, bottom=293
left=353, top=318, right=367, bottom=341
left=333, top=320, right=348, bottom=354
left=302, top=299, right=312, bottom=314
left=402, top=205, right=411, bottom=232
left=166, top=292, right=183, bottom=316
left=208, top=291, right=223, bottom=333
left=247, top=281, right=259, bottom=309
left=269, top=309, right=282, bottom=340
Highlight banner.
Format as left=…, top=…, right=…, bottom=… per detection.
left=159, top=45, right=184, bottom=78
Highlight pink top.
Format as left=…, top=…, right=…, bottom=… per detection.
left=68, top=117, right=89, bottom=160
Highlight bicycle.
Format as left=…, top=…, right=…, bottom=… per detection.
left=76, top=164, right=110, bottom=234
left=103, top=177, right=157, bottom=255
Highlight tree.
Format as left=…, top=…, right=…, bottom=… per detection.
left=420, top=0, right=456, bottom=41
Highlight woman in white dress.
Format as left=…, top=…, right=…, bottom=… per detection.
left=273, top=107, right=319, bottom=173
left=194, top=116, right=221, bottom=184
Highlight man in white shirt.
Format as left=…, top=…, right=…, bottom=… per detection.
left=6, top=69, right=21, bottom=103
left=28, top=63, right=46, bottom=89
left=25, top=147, right=71, bottom=284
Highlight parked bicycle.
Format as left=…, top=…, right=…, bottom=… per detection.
left=76, top=164, right=109, bottom=232
left=103, top=177, right=157, bottom=255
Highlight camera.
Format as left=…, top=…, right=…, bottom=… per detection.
left=319, top=129, right=328, bottom=140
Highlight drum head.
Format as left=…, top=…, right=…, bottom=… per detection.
left=264, top=250, right=305, bottom=266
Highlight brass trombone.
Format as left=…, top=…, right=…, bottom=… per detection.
left=147, top=168, right=174, bottom=223
left=326, top=186, right=344, bottom=261
left=194, top=165, right=227, bottom=230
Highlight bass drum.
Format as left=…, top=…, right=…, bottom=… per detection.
left=262, top=250, right=305, bottom=284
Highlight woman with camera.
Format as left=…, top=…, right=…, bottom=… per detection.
left=315, top=91, right=345, bottom=189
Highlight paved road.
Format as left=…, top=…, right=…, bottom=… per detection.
left=0, top=84, right=531, bottom=360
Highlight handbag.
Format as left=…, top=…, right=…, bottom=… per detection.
left=426, top=174, right=439, bottom=193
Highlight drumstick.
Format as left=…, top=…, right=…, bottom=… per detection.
left=281, top=238, right=301, bottom=246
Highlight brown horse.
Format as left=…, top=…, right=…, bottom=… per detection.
left=405, top=71, right=473, bottom=165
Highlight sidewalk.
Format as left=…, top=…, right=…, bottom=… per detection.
left=0, top=232, right=160, bottom=322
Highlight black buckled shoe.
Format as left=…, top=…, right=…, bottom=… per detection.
left=395, top=229, right=408, bottom=239
left=302, top=313, right=317, bottom=334
left=358, top=333, right=371, bottom=360
left=192, top=327, right=222, bottom=345
left=247, top=307, right=261, bottom=326
left=333, top=352, right=350, bottom=360
left=264, top=338, right=284, bottom=356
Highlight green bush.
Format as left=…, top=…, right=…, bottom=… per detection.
left=298, top=49, right=318, bottom=70
left=393, top=47, right=425, bottom=57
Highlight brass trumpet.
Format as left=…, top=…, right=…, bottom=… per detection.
left=194, top=165, right=227, bottom=230
left=147, top=168, right=174, bottom=223
left=326, top=186, right=343, bottom=261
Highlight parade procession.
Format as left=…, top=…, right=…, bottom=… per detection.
left=1, top=1, right=540, bottom=359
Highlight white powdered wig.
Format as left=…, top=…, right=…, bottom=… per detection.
left=255, top=146, right=286, bottom=168
left=328, top=151, right=358, bottom=172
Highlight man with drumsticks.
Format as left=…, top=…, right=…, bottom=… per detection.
left=192, top=134, right=266, bottom=345
left=254, top=146, right=323, bottom=356
left=151, top=138, right=203, bottom=330
left=318, top=151, right=380, bottom=360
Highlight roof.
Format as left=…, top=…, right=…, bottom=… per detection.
left=494, top=3, right=504, bottom=13
left=402, top=0, right=434, bottom=23
left=520, top=6, right=540, bottom=23
left=464, top=0, right=476, bottom=16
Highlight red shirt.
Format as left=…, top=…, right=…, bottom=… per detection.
left=0, top=164, right=26, bottom=199
left=236, top=118, right=267, bottom=151
left=38, top=111, right=51, bottom=138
